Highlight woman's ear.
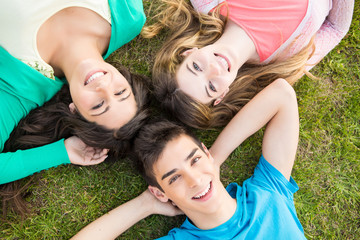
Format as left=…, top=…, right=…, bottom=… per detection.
left=181, top=47, right=198, bottom=57
left=148, top=186, right=169, bottom=203
left=213, top=87, right=229, bottom=106
left=69, top=103, right=77, bottom=114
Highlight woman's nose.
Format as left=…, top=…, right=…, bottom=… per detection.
left=95, top=75, right=111, bottom=92
left=207, top=61, right=221, bottom=76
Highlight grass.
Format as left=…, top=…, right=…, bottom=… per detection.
left=1, top=1, right=359, bottom=239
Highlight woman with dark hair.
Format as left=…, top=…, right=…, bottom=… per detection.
left=0, top=64, right=149, bottom=217
left=0, top=0, right=149, bottom=185
left=145, top=0, right=353, bottom=129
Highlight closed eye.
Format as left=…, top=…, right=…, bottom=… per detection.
left=115, top=89, right=126, bottom=96
left=92, top=101, right=104, bottom=110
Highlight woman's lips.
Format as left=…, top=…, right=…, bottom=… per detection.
left=84, top=71, right=105, bottom=85
left=215, top=53, right=231, bottom=72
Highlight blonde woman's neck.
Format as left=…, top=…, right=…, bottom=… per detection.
left=215, top=19, right=259, bottom=69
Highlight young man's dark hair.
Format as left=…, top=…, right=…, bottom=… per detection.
left=132, top=119, right=202, bottom=191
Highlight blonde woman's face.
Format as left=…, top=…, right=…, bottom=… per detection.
left=176, top=47, right=238, bottom=104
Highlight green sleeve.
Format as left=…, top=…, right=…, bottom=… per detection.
left=0, top=47, right=68, bottom=185
left=0, top=139, right=70, bottom=184
left=104, top=0, right=146, bottom=59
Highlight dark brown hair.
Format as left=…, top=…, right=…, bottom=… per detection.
left=0, top=64, right=150, bottom=218
left=132, top=118, right=201, bottom=192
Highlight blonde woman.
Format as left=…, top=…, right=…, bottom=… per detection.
left=147, top=0, right=354, bottom=128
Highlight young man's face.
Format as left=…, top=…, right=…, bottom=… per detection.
left=151, top=134, right=224, bottom=215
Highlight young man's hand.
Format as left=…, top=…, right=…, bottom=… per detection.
left=64, top=136, right=109, bottom=166
left=142, top=189, right=183, bottom=217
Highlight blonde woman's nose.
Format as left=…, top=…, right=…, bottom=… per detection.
left=207, top=62, right=221, bottom=76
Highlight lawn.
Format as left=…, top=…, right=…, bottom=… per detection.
left=1, top=1, right=359, bottom=239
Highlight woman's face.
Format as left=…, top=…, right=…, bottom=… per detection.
left=176, top=46, right=238, bottom=104
left=68, top=59, right=137, bottom=129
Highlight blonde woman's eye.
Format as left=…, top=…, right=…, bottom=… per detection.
left=193, top=62, right=202, bottom=71
left=209, top=82, right=217, bottom=92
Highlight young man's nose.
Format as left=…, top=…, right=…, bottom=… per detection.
left=185, top=173, right=202, bottom=188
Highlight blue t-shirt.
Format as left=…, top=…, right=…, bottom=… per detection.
left=158, top=155, right=306, bottom=239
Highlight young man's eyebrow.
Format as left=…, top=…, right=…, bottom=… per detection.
left=161, top=169, right=178, bottom=180
left=186, top=64, right=197, bottom=76
left=186, top=148, right=198, bottom=161
left=161, top=148, right=198, bottom=180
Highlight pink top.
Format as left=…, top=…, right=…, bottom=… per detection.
left=192, top=0, right=352, bottom=71
left=219, top=0, right=309, bottom=62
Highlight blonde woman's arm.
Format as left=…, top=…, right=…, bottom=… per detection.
left=190, top=0, right=225, bottom=14
left=210, top=78, right=298, bottom=178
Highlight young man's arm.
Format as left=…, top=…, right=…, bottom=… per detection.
left=210, top=78, right=298, bottom=179
left=72, top=190, right=182, bottom=240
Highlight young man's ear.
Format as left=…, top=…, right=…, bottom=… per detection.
left=148, top=186, right=169, bottom=203
left=69, top=103, right=77, bottom=114
left=201, top=142, right=210, bottom=157
left=213, top=87, right=229, bottom=106
left=181, top=47, right=198, bottom=57
left=201, top=142, right=215, bottom=163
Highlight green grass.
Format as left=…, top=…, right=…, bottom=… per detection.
left=1, top=1, right=359, bottom=239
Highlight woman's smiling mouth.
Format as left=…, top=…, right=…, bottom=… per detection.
left=84, top=71, right=105, bottom=85
left=214, top=54, right=230, bottom=72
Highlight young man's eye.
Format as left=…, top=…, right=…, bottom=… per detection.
left=169, top=175, right=180, bottom=185
left=209, top=81, right=217, bottom=92
left=191, top=157, right=200, bottom=166
left=115, top=89, right=126, bottom=96
left=92, top=101, right=104, bottom=110
left=193, top=62, right=202, bottom=71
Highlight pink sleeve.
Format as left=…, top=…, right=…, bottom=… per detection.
left=190, top=0, right=225, bottom=14
left=287, top=0, right=354, bottom=71
left=305, top=0, right=354, bottom=71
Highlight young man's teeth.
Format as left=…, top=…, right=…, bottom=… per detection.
left=86, top=72, right=104, bottom=85
left=193, top=183, right=211, bottom=199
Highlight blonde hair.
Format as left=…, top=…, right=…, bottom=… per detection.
left=144, top=0, right=314, bottom=129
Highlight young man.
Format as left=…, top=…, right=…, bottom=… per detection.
left=72, top=78, right=306, bottom=239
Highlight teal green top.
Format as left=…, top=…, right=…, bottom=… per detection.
left=0, top=0, right=146, bottom=184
